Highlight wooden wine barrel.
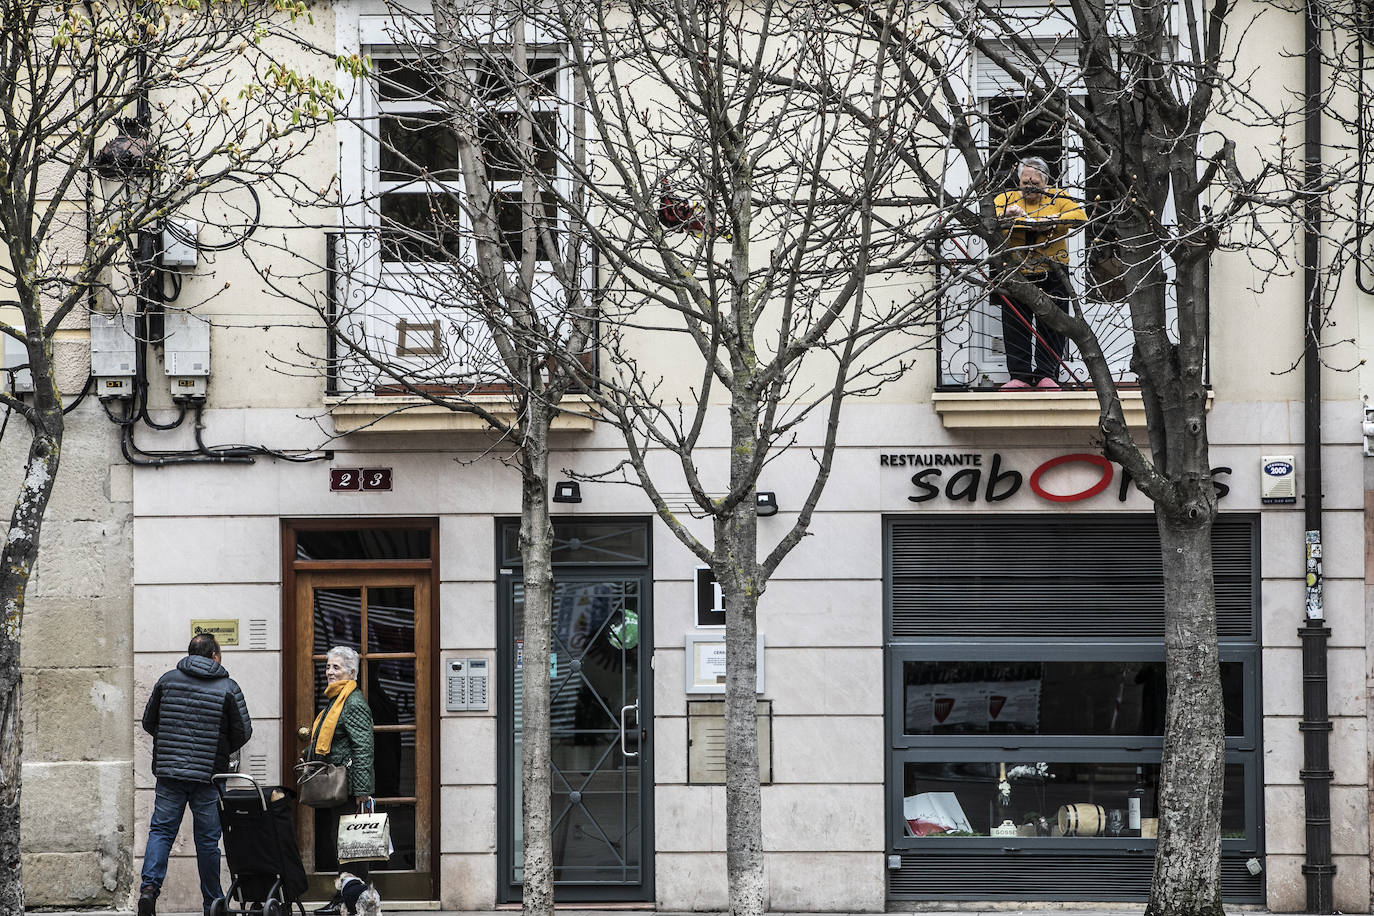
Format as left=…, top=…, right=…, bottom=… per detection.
left=1056, top=803, right=1105, bottom=837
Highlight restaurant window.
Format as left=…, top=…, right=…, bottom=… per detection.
left=884, top=514, right=1262, bottom=902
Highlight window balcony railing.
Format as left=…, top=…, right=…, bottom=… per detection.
left=323, top=230, right=597, bottom=433
left=932, top=240, right=1208, bottom=429
left=936, top=251, right=1151, bottom=393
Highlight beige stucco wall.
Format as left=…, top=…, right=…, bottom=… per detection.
left=7, top=0, right=1374, bottom=910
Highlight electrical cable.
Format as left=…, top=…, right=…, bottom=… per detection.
left=121, top=415, right=253, bottom=466
left=188, top=402, right=331, bottom=463
left=161, top=268, right=183, bottom=304
left=63, top=373, right=93, bottom=414
left=163, top=174, right=262, bottom=252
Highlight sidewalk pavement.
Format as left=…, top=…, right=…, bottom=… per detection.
left=35, top=908, right=1259, bottom=916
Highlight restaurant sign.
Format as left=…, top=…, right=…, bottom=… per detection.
left=880, top=451, right=1231, bottom=504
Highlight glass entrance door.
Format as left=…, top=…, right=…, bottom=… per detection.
left=502, top=573, right=653, bottom=901
left=291, top=570, right=433, bottom=900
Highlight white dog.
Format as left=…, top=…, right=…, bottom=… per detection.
left=335, top=873, right=382, bottom=916
left=353, top=885, right=382, bottom=916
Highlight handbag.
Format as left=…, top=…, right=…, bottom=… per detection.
left=294, top=756, right=349, bottom=809
left=337, top=801, right=392, bottom=863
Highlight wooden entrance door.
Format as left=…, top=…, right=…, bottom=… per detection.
left=290, top=570, right=433, bottom=899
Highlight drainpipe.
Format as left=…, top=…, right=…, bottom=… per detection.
left=1300, top=0, right=1334, bottom=911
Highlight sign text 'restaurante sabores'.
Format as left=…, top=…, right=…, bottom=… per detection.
left=879, top=452, right=1231, bottom=504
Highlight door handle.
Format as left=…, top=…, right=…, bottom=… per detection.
left=297, top=726, right=310, bottom=742
left=620, top=701, right=639, bottom=758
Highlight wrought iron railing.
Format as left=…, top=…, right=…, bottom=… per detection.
left=934, top=240, right=1201, bottom=392
left=323, top=229, right=598, bottom=398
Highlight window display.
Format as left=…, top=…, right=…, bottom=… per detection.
left=884, top=514, right=1262, bottom=901
left=901, top=761, right=1246, bottom=840
left=902, top=660, right=1246, bottom=736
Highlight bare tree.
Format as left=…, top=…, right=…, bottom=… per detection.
left=250, top=10, right=600, bottom=914
left=834, top=0, right=1346, bottom=912
left=0, top=0, right=334, bottom=905
left=539, top=2, right=934, bottom=914
left=260, top=1, right=934, bottom=912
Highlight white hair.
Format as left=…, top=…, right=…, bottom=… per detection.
left=1017, top=157, right=1050, bottom=181
left=327, top=645, right=360, bottom=679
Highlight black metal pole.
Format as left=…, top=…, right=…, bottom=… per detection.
left=1300, top=1, right=1334, bottom=911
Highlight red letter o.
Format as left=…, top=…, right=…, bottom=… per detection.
left=1028, top=453, right=1114, bottom=503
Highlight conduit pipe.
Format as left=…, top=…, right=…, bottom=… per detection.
left=1300, top=0, right=1334, bottom=910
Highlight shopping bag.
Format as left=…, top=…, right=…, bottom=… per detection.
left=337, top=806, right=392, bottom=863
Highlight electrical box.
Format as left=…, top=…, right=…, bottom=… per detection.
left=1261, top=455, right=1296, bottom=505
left=164, top=310, right=210, bottom=400
left=445, top=658, right=489, bottom=712
left=90, top=311, right=137, bottom=399
left=2, top=335, right=32, bottom=394
left=161, top=219, right=199, bottom=268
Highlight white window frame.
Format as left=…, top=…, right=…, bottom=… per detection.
left=332, top=5, right=581, bottom=392
left=938, top=3, right=1186, bottom=389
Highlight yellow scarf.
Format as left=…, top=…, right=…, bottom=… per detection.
left=311, top=679, right=357, bottom=757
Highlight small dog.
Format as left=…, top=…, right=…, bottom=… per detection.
left=335, top=872, right=382, bottom=916
left=354, top=885, right=382, bottom=916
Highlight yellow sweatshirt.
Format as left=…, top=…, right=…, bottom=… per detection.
left=993, top=188, right=1087, bottom=273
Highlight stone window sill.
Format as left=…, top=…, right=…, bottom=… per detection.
left=932, top=389, right=1212, bottom=430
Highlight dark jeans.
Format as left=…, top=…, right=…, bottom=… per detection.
left=995, top=271, right=1071, bottom=383
left=141, top=778, right=224, bottom=906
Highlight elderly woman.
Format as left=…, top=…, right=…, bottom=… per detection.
left=309, top=646, right=375, bottom=915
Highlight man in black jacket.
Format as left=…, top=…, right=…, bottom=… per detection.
left=139, top=633, right=252, bottom=916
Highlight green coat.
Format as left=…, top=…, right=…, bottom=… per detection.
left=312, top=688, right=375, bottom=798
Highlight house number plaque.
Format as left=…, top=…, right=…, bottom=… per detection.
left=330, top=468, right=393, bottom=491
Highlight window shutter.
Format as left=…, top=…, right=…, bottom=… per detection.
left=974, top=38, right=1081, bottom=97
left=887, top=513, right=1257, bottom=640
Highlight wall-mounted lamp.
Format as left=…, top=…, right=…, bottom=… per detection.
left=755, top=491, right=778, bottom=517
left=552, top=480, right=582, bottom=503
left=91, top=118, right=158, bottom=183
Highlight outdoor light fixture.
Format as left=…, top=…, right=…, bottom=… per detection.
left=91, top=118, right=158, bottom=182
left=755, top=491, right=778, bottom=516
left=552, top=480, right=582, bottom=503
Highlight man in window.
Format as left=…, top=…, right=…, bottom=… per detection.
left=992, top=157, right=1087, bottom=390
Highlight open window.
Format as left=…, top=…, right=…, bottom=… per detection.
left=936, top=21, right=1196, bottom=393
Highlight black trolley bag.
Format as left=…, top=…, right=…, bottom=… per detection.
left=211, top=774, right=309, bottom=916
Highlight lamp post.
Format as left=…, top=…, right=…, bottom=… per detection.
left=91, top=117, right=162, bottom=340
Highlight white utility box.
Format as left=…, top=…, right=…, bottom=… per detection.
left=164, top=310, right=210, bottom=400
left=2, top=335, right=33, bottom=394
left=90, top=311, right=137, bottom=399
left=161, top=219, right=199, bottom=268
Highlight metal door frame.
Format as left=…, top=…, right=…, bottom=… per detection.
left=495, top=517, right=655, bottom=903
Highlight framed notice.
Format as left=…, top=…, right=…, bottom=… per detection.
left=685, top=632, right=764, bottom=695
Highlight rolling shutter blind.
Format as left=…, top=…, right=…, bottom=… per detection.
left=888, top=851, right=1264, bottom=902
left=888, top=514, right=1257, bottom=639
left=975, top=39, right=1081, bottom=96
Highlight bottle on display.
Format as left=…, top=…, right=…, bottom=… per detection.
left=1127, top=766, right=1148, bottom=837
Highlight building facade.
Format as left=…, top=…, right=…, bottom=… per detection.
left=10, top=0, right=1374, bottom=913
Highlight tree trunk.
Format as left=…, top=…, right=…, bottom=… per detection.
left=718, top=392, right=766, bottom=916
left=0, top=416, right=64, bottom=914
left=719, top=550, right=764, bottom=916
left=1146, top=510, right=1225, bottom=916
left=519, top=398, right=555, bottom=916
